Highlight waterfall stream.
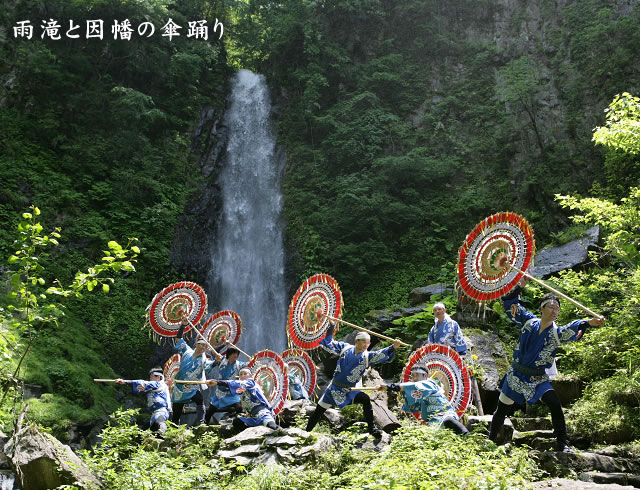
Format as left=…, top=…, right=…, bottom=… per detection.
left=210, top=70, right=287, bottom=355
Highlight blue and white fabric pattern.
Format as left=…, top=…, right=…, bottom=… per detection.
left=171, top=339, right=214, bottom=403
left=427, top=315, right=467, bottom=354
left=500, top=293, right=587, bottom=404
left=317, top=330, right=394, bottom=408
left=131, top=379, right=172, bottom=427
left=227, top=379, right=277, bottom=427
left=206, top=357, right=246, bottom=409
left=398, top=379, right=459, bottom=426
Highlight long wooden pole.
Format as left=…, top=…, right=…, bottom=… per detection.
left=506, top=263, right=604, bottom=320
left=349, top=386, right=379, bottom=391
left=323, top=315, right=410, bottom=347
left=93, top=379, right=120, bottom=382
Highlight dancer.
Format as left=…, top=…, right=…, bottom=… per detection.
left=489, top=277, right=604, bottom=452
left=306, top=323, right=400, bottom=437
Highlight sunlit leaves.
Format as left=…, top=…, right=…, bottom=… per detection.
left=593, top=92, right=640, bottom=155
left=1, top=206, right=140, bottom=370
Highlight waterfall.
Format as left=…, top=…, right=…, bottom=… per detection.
left=210, top=70, right=287, bottom=355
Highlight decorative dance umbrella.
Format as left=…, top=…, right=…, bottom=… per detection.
left=287, top=273, right=344, bottom=350
left=200, top=310, right=243, bottom=355
left=145, top=281, right=208, bottom=343
left=402, top=344, right=471, bottom=418
left=163, top=353, right=182, bottom=395
left=458, top=212, right=604, bottom=319
left=457, top=212, right=535, bottom=304
left=248, top=350, right=289, bottom=415
left=281, top=348, right=317, bottom=398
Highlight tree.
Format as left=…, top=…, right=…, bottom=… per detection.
left=1, top=206, right=139, bottom=406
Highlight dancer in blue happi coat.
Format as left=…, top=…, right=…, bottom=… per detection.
left=378, top=366, right=468, bottom=435
left=204, top=347, right=246, bottom=423
left=116, top=367, right=172, bottom=435
left=489, top=276, right=605, bottom=452
left=427, top=302, right=467, bottom=355
left=171, top=322, right=222, bottom=425
left=207, top=367, right=281, bottom=431
left=306, top=324, right=400, bottom=437
left=286, top=367, right=309, bottom=400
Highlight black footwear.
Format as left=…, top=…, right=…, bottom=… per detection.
left=369, top=428, right=383, bottom=438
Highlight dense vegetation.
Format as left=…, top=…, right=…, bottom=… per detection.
left=79, top=409, right=538, bottom=489
left=0, top=0, right=640, bottom=483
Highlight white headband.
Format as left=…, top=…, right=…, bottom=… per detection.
left=540, top=298, right=560, bottom=309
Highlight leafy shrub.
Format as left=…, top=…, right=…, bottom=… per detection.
left=568, top=373, right=640, bottom=444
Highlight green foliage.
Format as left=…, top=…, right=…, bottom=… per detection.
left=87, top=419, right=538, bottom=489
left=0, top=207, right=138, bottom=406
left=593, top=92, right=640, bottom=155
left=83, top=409, right=231, bottom=489
left=557, top=188, right=640, bottom=267
left=568, top=373, right=640, bottom=444
left=334, top=426, right=538, bottom=489
left=387, top=294, right=458, bottom=343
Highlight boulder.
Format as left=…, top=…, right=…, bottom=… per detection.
left=5, top=424, right=102, bottom=489
left=532, top=450, right=629, bottom=478
left=279, top=399, right=313, bottom=427
left=408, top=284, right=455, bottom=306
left=529, top=225, right=600, bottom=278
left=551, top=377, right=584, bottom=406
left=465, top=331, right=509, bottom=414
left=219, top=426, right=338, bottom=466
left=467, top=415, right=513, bottom=444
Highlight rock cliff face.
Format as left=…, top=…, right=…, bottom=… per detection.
left=169, top=107, right=228, bottom=285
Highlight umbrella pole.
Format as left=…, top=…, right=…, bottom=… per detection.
left=507, top=263, right=604, bottom=320
left=324, top=315, right=410, bottom=347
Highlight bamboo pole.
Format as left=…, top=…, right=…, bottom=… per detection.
left=504, top=262, right=604, bottom=320
left=93, top=379, right=121, bottom=383
left=348, top=386, right=379, bottom=391
left=323, top=315, right=410, bottom=347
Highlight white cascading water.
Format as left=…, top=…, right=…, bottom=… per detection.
left=210, top=69, right=287, bottom=355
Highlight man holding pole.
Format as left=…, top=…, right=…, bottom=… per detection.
left=171, top=321, right=222, bottom=425
left=489, top=276, right=605, bottom=452
left=206, top=367, right=281, bottom=431
left=204, top=346, right=246, bottom=423
left=306, top=322, right=400, bottom=437
left=377, top=365, right=469, bottom=435
left=115, top=367, right=172, bottom=435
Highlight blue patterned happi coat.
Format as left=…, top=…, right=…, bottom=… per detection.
left=501, top=293, right=588, bottom=404
left=171, top=339, right=214, bottom=403
left=226, top=379, right=276, bottom=427
left=318, top=330, right=395, bottom=408
left=206, top=357, right=247, bottom=409
left=288, top=372, right=309, bottom=400
left=427, top=316, right=467, bottom=355
left=131, top=379, right=172, bottom=427
left=398, top=379, right=459, bottom=426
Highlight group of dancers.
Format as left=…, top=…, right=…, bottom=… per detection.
left=116, top=278, right=604, bottom=453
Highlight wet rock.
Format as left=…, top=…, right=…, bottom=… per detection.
left=5, top=424, right=102, bottom=489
